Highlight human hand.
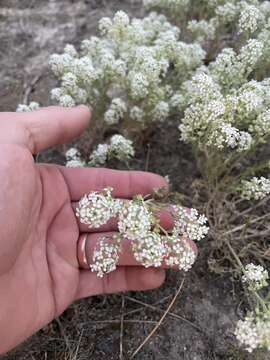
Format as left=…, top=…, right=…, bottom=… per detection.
left=0, top=106, right=170, bottom=354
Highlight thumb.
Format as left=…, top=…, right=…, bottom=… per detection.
left=0, top=105, right=91, bottom=154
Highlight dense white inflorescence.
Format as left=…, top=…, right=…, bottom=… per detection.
left=16, top=102, right=40, bottom=112
left=76, top=188, right=209, bottom=277
left=90, top=236, right=121, bottom=277
left=89, top=144, right=109, bottom=166
left=65, top=147, right=85, bottom=168
left=165, top=235, right=197, bottom=271
left=132, top=232, right=167, bottom=268
left=76, top=188, right=117, bottom=228
left=235, top=316, right=260, bottom=353
left=118, top=201, right=152, bottom=241
left=89, top=134, right=135, bottom=166
left=240, top=177, right=270, bottom=200
left=65, top=135, right=134, bottom=168
left=235, top=311, right=270, bottom=353
left=173, top=206, right=209, bottom=242
left=242, top=263, right=269, bottom=291
left=48, top=10, right=205, bottom=130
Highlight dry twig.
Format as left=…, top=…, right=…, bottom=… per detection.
left=130, top=277, right=185, bottom=359
left=119, top=295, right=125, bottom=360
left=124, top=294, right=201, bottom=332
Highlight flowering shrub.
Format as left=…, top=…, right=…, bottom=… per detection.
left=76, top=187, right=208, bottom=277
left=17, top=0, right=270, bottom=355
left=47, top=10, right=205, bottom=133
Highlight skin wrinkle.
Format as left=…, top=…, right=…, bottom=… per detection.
left=42, top=166, right=80, bottom=315
left=38, top=169, right=58, bottom=320
left=40, top=166, right=78, bottom=316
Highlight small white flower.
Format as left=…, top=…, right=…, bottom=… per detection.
left=129, top=72, right=149, bottom=99
left=49, top=53, right=73, bottom=76
left=64, top=44, right=78, bottom=58
left=99, top=17, right=113, bottom=35
left=118, top=201, right=152, bottom=241
left=109, top=134, right=135, bottom=161
left=66, top=159, right=84, bottom=168
left=172, top=206, right=209, bottom=242
left=51, top=88, right=64, bottom=101
left=165, top=235, right=196, bottom=271
left=235, top=316, right=260, bottom=353
left=242, top=263, right=269, bottom=291
left=152, top=101, right=170, bottom=122
left=76, top=188, right=117, bottom=228
left=240, top=177, right=270, bottom=200
left=132, top=232, right=167, bottom=268
left=104, top=98, right=127, bottom=125
left=89, top=144, right=109, bottom=166
left=66, top=147, right=80, bottom=160
left=59, top=94, right=76, bottom=108
left=91, top=236, right=121, bottom=277
left=207, top=123, right=253, bottom=152
left=16, top=102, right=40, bottom=112
left=238, top=5, right=263, bottom=34
left=130, top=106, right=145, bottom=122
left=113, top=11, right=130, bottom=27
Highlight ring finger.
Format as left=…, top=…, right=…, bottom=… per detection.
left=77, top=232, right=198, bottom=269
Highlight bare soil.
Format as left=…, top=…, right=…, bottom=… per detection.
left=0, top=1, right=269, bottom=359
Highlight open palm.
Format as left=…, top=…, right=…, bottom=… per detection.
left=0, top=106, right=167, bottom=354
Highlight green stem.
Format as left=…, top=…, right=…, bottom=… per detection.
left=225, top=240, right=268, bottom=312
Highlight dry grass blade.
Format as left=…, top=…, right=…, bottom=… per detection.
left=119, top=295, right=125, bottom=360
left=123, top=295, right=172, bottom=317
left=87, top=320, right=158, bottom=324
left=130, top=277, right=185, bottom=359
left=124, top=294, right=202, bottom=332
left=23, top=73, right=43, bottom=104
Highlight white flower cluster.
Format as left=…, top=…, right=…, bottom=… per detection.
left=65, top=135, right=134, bottom=168
left=235, top=316, right=260, bottom=353
left=187, top=19, right=217, bottom=43
left=76, top=188, right=209, bottom=276
left=178, top=33, right=270, bottom=151
left=90, top=236, right=121, bottom=277
left=89, top=134, right=135, bottom=166
left=208, top=123, right=252, bottom=151
left=48, top=10, right=205, bottom=130
left=173, top=206, right=209, bottom=242
left=144, top=0, right=190, bottom=13
left=16, top=102, right=40, bottom=112
left=165, top=234, right=197, bottom=271
left=132, top=232, right=167, bottom=268
left=89, top=144, right=109, bottom=167
left=238, top=4, right=264, bottom=34
left=240, top=177, right=270, bottom=201
left=65, top=147, right=85, bottom=168
left=144, top=0, right=268, bottom=43
left=235, top=311, right=270, bottom=353
left=76, top=187, right=118, bottom=229
left=210, top=39, right=264, bottom=90
left=242, top=263, right=269, bottom=291
left=104, top=98, right=127, bottom=125
left=118, top=200, right=152, bottom=241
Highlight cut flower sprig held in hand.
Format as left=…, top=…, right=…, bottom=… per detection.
left=76, top=187, right=209, bottom=277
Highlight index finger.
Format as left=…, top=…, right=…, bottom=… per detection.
left=58, top=167, right=168, bottom=201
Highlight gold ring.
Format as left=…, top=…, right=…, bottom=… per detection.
left=77, top=234, right=90, bottom=269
